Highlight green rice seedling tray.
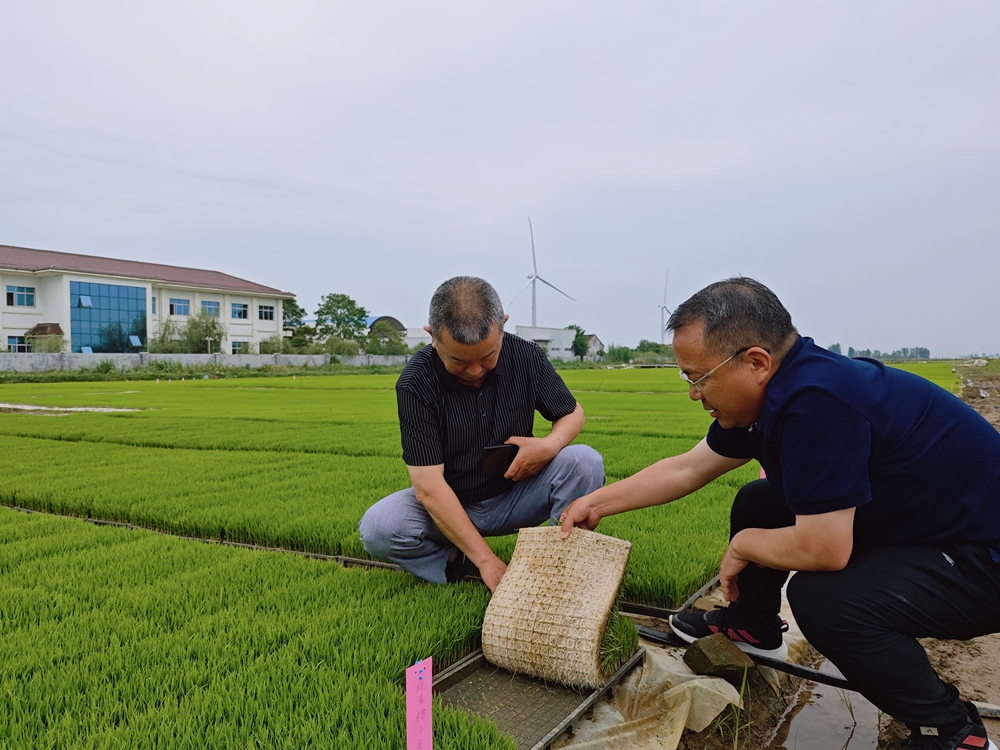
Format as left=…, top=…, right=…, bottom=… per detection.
left=433, top=646, right=645, bottom=750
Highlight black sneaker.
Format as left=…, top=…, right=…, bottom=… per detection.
left=669, top=603, right=789, bottom=660
left=906, top=701, right=998, bottom=750
left=444, top=550, right=476, bottom=583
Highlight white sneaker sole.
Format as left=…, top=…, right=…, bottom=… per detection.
left=668, top=615, right=789, bottom=662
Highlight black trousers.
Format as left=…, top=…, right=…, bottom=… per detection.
left=731, top=479, right=1000, bottom=728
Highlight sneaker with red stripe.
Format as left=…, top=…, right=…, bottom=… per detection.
left=669, top=603, right=789, bottom=660
left=906, top=701, right=998, bottom=750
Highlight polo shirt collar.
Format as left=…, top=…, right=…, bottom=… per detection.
left=754, top=335, right=805, bottom=436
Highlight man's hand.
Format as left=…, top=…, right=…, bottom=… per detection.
left=559, top=495, right=603, bottom=538
left=503, top=436, right=558, bottom=481
left=476, top=554, right=508, bottom=593
left=719, top=544, right=751, bottom=602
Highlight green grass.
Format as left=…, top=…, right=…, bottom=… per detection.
left=0, top=364, right=958, bottom=746
left=0, top=372, right=734, bottom=606
left=0, top=509, right=514, bottom=749
left=0, top=363, right=950, bottom=606
left=887, top=360, right=959, bottom=392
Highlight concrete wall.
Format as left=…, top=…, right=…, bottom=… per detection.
left=0, top=352, right=331, bottom=372
left=338, top=354, right=412, bottom=367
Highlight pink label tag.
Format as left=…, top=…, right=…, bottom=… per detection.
left=406, top=657, right=433, bottom=750
left=760, top=467, right=767, bottom=479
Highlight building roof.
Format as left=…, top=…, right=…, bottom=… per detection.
left=0, top=243, right=293, bottom=297
left=25, top=323, right=64, bottom=337
left=365, top=315, right=406, bottom=333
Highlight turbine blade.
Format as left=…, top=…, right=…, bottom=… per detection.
left=536, top=276, right=576, bottom=301
left=663, top=269, right=669, bottom=306
left=506, top=278, right=534, bottom=312
left=528, top=216, right=538, bottom=275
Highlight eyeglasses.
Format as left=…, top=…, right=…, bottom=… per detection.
left=679, top=347, right=751, bottom=391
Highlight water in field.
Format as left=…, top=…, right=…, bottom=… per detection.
left=768, top=661, right=880, bottom=749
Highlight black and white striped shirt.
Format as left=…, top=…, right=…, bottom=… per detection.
left=396, top=331, right=578, bottom=503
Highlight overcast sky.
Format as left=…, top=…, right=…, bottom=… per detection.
left=2, top=2, right=998, bottom=356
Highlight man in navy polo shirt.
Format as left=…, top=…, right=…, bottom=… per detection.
left=560, top=277, right=1000, bottom=750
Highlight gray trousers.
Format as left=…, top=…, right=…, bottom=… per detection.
left=358, top=444, right=605, bottom=583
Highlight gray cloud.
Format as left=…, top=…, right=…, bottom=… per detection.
left=2, top=0, right=998, bottom=355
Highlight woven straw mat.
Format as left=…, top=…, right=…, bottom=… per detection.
left=482, top=526, right=632, bottom=689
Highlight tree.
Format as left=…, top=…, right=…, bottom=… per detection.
left=147, top=319, right=184, bottom=353
left=828, top=343, right=842, bottom=355
left=287, top=324, right=317, bottom=352
left=315, top=293, right=369, bottom=343
left=259, top=335, right=287, bottom=354
left=27, top=334, right=66, bottom=353
left=604, top=345, right=633, bottom=364
left=365, top=320, right=407, bottom=355
left=182, top=312, right=228, bottom=353
left=636, top=339, right=671, bottom=356
left=848, top=347, right=856, bottom=358
left=566, top=325, right=588, bottom=362
left=282, top=298, right=307, bottom=328
left=325, top=337, right=360, bottom=356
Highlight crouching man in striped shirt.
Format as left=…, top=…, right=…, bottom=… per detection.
left=359, top=276, right=604, bottom=592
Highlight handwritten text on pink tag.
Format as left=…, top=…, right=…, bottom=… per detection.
left=406, top=656, right=433, bottom=750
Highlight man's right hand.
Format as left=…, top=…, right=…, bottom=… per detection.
left=559, top=496, right=603, bottom=538
left=476, top=554, right=508, bottom=593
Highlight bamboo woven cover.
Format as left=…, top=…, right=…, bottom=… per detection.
left=482, top=526, right=632, bottom=689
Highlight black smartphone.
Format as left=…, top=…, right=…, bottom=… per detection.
left=481, top=444, right=519, bottom=475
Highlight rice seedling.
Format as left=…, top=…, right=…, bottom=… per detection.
left=836, top=688, right=857, bottom=725
left=0, top=509, right=515, bottom=749
left=599, top=606, right=640, bottom=676
left=0, top=372, right=740, bottom=608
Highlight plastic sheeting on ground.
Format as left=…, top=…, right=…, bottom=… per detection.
left=551, top=643, right=741, bottom=749
left=554, top=583, right=811, bottom=750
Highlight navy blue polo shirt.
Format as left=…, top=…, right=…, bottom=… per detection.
left=707, top=337, right=1000, bottom=561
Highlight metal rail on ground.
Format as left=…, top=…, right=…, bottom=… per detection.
left=434, top=647, right=646, bottom=750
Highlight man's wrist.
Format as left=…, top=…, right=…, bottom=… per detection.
left=728, top=530, right=753, bottom=564
left=539, top=433, right=565, bottom=457
left=470, top=548, right=500, bottom=569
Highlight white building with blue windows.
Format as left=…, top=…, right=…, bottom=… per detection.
left=1, top=244, right=293, bottom=354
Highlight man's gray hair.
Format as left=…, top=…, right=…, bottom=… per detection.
left=667, top=277, right=797, bottom=358
left=428, top=276, right=505, bottom=345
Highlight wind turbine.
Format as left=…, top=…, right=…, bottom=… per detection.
left=644, top=269, right=672, bottom=345
left=508, top=216, right=576, bottom=326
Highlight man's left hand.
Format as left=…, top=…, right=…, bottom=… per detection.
left=502, top=436, right=558, bottom=481
left=719, top=544, right=751, bottom=602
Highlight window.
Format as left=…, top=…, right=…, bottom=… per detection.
left=202, top=301, right=220, bottom=318
left=169, top=298, right=190, bottom=316
left=7, top=336, right=28, bottom=353
left=6, top=286, right=35, bottom=307
left=232, top=341, right=248, bottom=354
left=258, top=304, right=275, bottom=321
left=152, top=297, right=156, bottom=314
left=68, top=281, right=146, bottom=354
left=231, top=303, right=248, bottom=320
